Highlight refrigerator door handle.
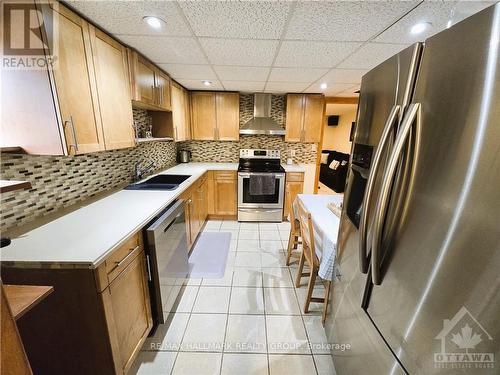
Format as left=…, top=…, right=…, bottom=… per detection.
left=371, top=103, right=421, bottom=285
left=359, top=104, right=400, bottom=273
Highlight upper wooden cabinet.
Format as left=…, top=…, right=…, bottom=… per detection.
left=1, top=3, right=135, bottom=155
left=171, top=82, right=191, bottom=141
left=191, top=92, right=239, bottom=141
left=128, top=51, right=172, bottom=111
left=89, top=27, right=135, bottom=150
left=285, top=94, right=325, bottom=143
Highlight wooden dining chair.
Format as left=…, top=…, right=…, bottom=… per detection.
left=294, top=198, right=331, bottom=325
left=285, top=189, right=301, bottom=266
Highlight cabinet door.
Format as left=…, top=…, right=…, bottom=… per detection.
left=285, top=94, right=304, bottom=143
left=135, top=56, right=156, bottom=105
left=90, top=27, right=135, bottom=150
left=103, top=252, right=152, bottom=374
left=303, top=94, right=325, bottom=143
left=214, top=178, right=237, bottom=216
left=155, top=70, right=171, bottom=111
left=42, top=4, right=104, bottom=155
left=284, top=180, right=304, bottom=219
left=216, top=92, right=239, bottom=141
left=171, top=83, right=184, bottom=141
left=184, top=90, right=192, bottom=140
left=191, top=92, right=216, bottom=140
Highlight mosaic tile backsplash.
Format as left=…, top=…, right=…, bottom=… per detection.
left=1, top=141, right=176, bottom=232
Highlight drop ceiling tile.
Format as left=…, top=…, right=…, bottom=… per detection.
left=222, top=81, right=266, bottom=92
left=179, top=1, right=291, bottom=39
left=117, top=36, right=208, bottom=64
left=268, top=67, right=329, bottom=83
left=321, top=69, right=367, bottom=84
left=374, top=1, right=495, bottom=44
left=200, top=39, right=279, bottom=67
left=304, top=83, right=354, bottom=95
left=177, top=79, right=223, bottom=91
left=69, top=1, right=191, bottom=36
left=285, top=1, right=419, bottom=42
left=264, top=82, right=309, bottom=94
left=337, top=86, right=361, bottom=97
left=158, top=64, right=217, bottom=80
left=337, top=43, right=408, bottom=70
left=213, top=66, right=270, bottom=81
left=274, top=41, right=361, bottom=68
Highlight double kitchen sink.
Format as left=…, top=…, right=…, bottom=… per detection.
left=125, top=174, right=191, bottom=191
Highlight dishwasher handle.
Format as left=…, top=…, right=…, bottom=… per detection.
left=147, top=199, right=185, bottom=234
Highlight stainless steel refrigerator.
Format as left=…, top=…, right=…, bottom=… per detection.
left=325, top=4, right=500, bottom=374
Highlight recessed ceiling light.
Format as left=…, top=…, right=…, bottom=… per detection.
left=143, top=16, right=164, bottom=29
left=320, top=83, right=327, bottom=90
left=202, top=80, right=212, bottom=87
left=410, top=22, right=431, bottom=35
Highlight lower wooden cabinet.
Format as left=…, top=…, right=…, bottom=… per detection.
left=181, top=173, right=209, bottom=249
left=212, top=171, right=237, bottom=216
left=1, top=231, right=152, bottom=375
left=284, top=172, right=305, bottom=219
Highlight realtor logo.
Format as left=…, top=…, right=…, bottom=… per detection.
left=1, top=0, right=57, bottom=69
left=434, top=306, right=494, bottom=370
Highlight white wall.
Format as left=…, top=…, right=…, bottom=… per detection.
left=322, top=104, right=357, bottom=154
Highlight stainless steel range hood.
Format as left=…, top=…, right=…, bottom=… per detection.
left=240, top=93, right=286, bottom=135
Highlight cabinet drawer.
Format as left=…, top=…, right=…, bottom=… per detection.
left=286, top=172, right=304, bottom=182
left=214, top=171, right=237, bottom=180
left=105, top=233, right=142, bottom=284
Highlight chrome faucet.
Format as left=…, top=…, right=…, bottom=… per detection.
left=134, top=161, right=156, bottom=182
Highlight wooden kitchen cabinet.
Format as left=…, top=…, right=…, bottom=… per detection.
left=1, top=231, right=152, bottom=375
left=89, top=27, right=135, bottom=150
left=285, top=94, right=325, bottom=143
left=2, top=2, right=135, bottom=155
left=284, top=172, right=305, bottom=219
left=181, top=173, right=209, bottom=249
left=129, top=51, right=172, bottom=111
left=171, top=82, right=191, bottom=141
left=213, top=171, right=237, bottom=216
left=191, top=92, right=239, bottom=141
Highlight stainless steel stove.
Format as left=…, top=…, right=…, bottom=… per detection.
left=237, top=149, right=285, bottom=222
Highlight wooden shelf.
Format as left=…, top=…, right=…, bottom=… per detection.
left=135, top=137, right=173, bottom=143
left=4, top=285, right=54, bottom=320
left=0, top=180, right=32, bottom=193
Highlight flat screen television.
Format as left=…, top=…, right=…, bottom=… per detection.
left=327, top=115, right=339, bottom=126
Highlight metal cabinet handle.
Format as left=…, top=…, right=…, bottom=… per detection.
left=64, top=116, right=78, bottom=152
left=114, top=245, right=140, bottom=268
left=358, top=105, right=400, bottom=273
left=371, top=103, right=420, bottom=285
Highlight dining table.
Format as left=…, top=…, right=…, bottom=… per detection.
left=292, top=194, right=343, bottom=281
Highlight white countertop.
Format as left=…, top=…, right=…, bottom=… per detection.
left=1, top=162, right=306, bottom=268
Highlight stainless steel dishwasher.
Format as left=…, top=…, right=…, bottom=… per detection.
left=145, top=199, right=189, bottom=329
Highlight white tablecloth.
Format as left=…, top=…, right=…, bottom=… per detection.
left=293, top=194, right=342, bottom=281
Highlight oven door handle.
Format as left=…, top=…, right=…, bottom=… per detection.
left=238, top=172, right=285, bottom=178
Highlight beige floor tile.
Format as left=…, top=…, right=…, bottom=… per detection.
left=221, top=353, right=269, bottom=375
left=260, top=231, right=281, bottom=241
left=181, top=314, right=227, bottom=352
left=204, top=220, right=223, bottom=230
left=268, top=354, right=316, bottom=375
left=264, top=288, right=301, bottom=315
left=221, top=220, right=240, bottom=230
left=237, top=239, right=261, bottom=252
left=229, top=287, right=265, bottom=314
left=279, top=231, right=291, bottom=242
left=129, top=351, right=177, bottom=375
left=239, top=230, right=260, bottom=240
left=314, top=354, right=337, bottom=375
left=163, top=285, right=199, bottom=313
left=232, top=268, right=263, bottom=287
left=295, top=287, right=325, bottom=316
left=262, top=268, right=293, bottom=288
left=303, top=316, right=331, bottom=354
left=143, top=313, right=190, bottom=351
left=171, top=352, right=222, bottom=375
left=224, top=315, right=267, bottom=353
left=266, top=316, right=309, bottom=354
left=240, top=222, right=259, bottom=230
left=202, top=270, right=234, bottom=287
left=277, top=222, right=291, bottom=231
left=260, top=240, right=286, bottom=254
left=261, top=252, right=288, bottom=268
left=259, top=223, right=279, bottom=231
left=234, top=252, right=262, bottom=267
left=192, top=287, right=231, bottom=313
left=220, top=229, right=239, bottom=240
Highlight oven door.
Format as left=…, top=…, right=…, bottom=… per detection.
left=238, top=172, right=285, bottom=209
